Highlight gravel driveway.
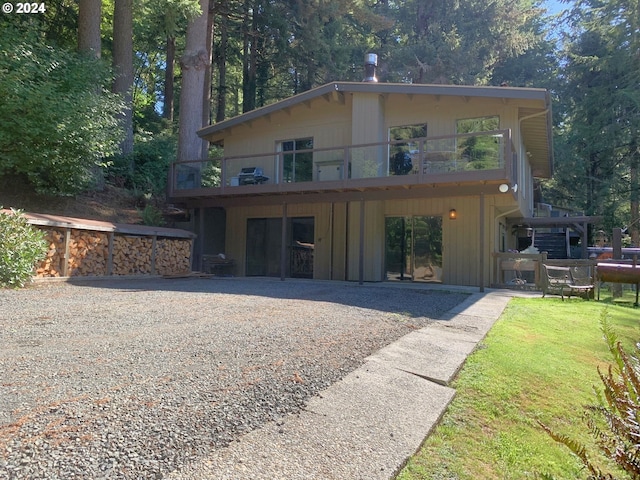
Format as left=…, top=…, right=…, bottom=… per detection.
left=0, top=277, right=468, bottom=479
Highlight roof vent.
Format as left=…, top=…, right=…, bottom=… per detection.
left=363, top=53, right=378, bottom=83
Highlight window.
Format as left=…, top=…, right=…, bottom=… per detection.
left=456, top=116, right=499, bottom=134
left=388, top=124, right=427, bottom=176
left=456, top=116, right=502, bottom=170
left=281, top=138, right=313, bottom=183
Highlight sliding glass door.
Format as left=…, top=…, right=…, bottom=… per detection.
left=246, top=217, right=314, bottom=278
left=385, top=216, right=442, bottom=282
left=246, top=218, right=282, bottom=277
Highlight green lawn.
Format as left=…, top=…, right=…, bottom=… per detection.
left=397, top=293, right=639, bottom=480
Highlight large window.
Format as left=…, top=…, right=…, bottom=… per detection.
left=456, top=116, right=501, bottom=170
left=388, top=124, right=427, bottom=176
left=281, top=138, right=313, bottom=183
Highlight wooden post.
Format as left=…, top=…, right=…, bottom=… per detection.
left=479, top=193, right=485, bottom=292
left=63, top=228, right=71, bottom=277
left=359, top=199, right=365, bottom=285
left=329, top=202, right=334, bottom=280
left=612, top=228, right=623, bottom=298
left=107, top=232, right=114, bottom=275
left=189, top=237, right=195, bottom=273
left=198, top=208, right=205, bottom=272
left=150, top=235, right=157, bottom=275
left=280, top=202, right=287, bottom=281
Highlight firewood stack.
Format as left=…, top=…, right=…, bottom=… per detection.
left=36, top=228, right=65, bottom=277
left=112, top=236, right=153, bottom=275
left=35, top=228, right=192, bottom=278
left=156, top=239, right=192, bottom=275
left=69, top=230, right=109, bottom=276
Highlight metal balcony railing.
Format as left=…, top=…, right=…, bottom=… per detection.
left=169, top=129, right=517, bottom=196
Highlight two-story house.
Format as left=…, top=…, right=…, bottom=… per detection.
left=169, top=73, right=553, bottom=288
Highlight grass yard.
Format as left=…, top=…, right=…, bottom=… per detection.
left=397, top=292, right=640, bottom=480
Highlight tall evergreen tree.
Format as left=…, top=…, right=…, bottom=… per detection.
left=546, top=0, right=640, bottom=240
left=78, top=0, right=102, bottom=57
left=113, top=0, right=135, bottom=158
left=177, top=0, right=210, bottom=161
left=379, top=0, right=541, bottom=85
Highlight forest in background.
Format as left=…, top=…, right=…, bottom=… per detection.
left=0, top=0, right=638, bottom=243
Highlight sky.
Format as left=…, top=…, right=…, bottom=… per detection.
left=543, top=0, right=568, bottom=16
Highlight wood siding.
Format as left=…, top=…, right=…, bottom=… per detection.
left=218, top=95, right=352, bottom=156
left=219, top=193, right=519, bottom=286
left=217, top=91, right=532, bottom=163
left=190, top=86, right=551, bottom=287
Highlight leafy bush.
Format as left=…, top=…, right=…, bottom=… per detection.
left=540, top=312, right=640, bottom=479
left=0, top=208, right=47, bottom=288
left=0, top=27, right=124, bottom=195
left=106, top=131, right=177, bottom=196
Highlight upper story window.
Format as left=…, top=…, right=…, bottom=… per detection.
left=456, top=116, right=499, bottom=134
left=456, top=116, right=501, bottom=169
left=280, top=138, right=313, bottom=183
left=388, top=124, right=427, bottom=176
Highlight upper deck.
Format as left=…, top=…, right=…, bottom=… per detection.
left=169, top=129, right=518, bottom=203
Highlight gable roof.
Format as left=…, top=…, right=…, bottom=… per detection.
left=198, top=81, right=553, bottom=177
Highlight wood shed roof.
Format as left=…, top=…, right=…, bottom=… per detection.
left=2, top=210, right=196, bottom=239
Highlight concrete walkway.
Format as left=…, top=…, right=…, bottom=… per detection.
left=170, top=288, right=529, bottom=480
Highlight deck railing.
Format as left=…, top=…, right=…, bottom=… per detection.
left=169, top=129, right=516, bottom=195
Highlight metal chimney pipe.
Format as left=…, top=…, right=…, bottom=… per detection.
left=363, top=53, right=378, bottom=82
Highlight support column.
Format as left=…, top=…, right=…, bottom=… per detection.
left=612, top=227, right=623, bottom=298
left=198, top=207, right=204, bottom=272
left=479, top=193, right=485, bottom=292
left=280, top=202, right=287, bottom=281
left=107, top=232, right=114, bottom=275
left=150, top=235, right=157, bottom=275
left=359, top=199, right=365, bottom=285
left=63, top=228, right=71, bottom=277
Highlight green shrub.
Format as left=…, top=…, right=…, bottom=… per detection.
left=540, top=312, right=640, bottom=479
left=105, top=132, right=176, bottom=197
left=0, top=208, right=48, bottom=288
left=138, top=204, right=166, bottom=227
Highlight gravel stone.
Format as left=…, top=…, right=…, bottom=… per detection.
left=0, top=277, right=468, bottom=479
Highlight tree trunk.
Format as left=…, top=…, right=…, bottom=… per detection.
left=215, top=4, right=228, bottom=123
left=163, top=36, right=175, bottom=121
left=201, top=0, right=215, bottom=159
left=177, top=0, right=210, bottom=162
left=78, top=0, right=101, bottom=57
left=112, top=0, right=134, bottom=159
left=242, top=0, right=256, bottom=113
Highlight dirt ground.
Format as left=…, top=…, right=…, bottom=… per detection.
left=0, top=174, right=143, bottom=224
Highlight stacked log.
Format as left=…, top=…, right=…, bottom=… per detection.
left=68, top=230, right=109, bottom=276
left=112, top=236, right=153, bottom=275
left=34, top=227, right=193, bottom=278
left=156, top=239, right=191, bottom=275
left=36, top=228, right=65, bottom=277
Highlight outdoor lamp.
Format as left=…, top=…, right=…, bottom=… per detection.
left=449, top=209, right=457, bottom=220
left=499, top=183, right=518, bottom=193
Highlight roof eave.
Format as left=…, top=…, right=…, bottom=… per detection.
left=198, top=81, right=551, bottom=140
